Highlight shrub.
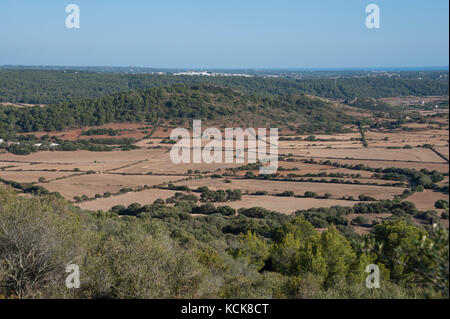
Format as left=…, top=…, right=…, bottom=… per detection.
left=216, top=206, right=236, bottom=216
left=435, top=200, right=449, bottom=210
left=192, top=203, right=216, bottom=215
left=358, top=195, right=377, bottom=201
left=351, top=216, right=370, bottom=225
left=277, top=191, right=294, bottom=197
left=304, top=191, right=318, bottom=198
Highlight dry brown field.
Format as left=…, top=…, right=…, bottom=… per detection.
left=112, top=148, right=245, bottom=175
left=226, top=195, right=357, bottom=215
left=365, top=129, right=448, bottom=147
left=279, top=147, right=446, bottom=163
left=2, top=123, right=448, bottom=221
left=434, top=146, right=449, bottom=160
left=38, top=173, right=186, bottom=200
left=305, top=158, right=449, bottom=172
left=0, top=149, right=161, bottom=172
left=21, top=123, right=153, bottom=141
left=406, top=190, right=449, bottom=211
left=0, top=170, right=75, bottom=183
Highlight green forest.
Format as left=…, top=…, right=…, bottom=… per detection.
left=0, top=84, right=355, bottom=137
left=0, top=186, right=448, bottom=299
left=1, top=70, right=448, bottom=104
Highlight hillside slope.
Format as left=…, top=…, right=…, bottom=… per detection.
left=0, top=84, right=357, bottom=136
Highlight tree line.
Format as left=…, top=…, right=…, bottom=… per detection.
left=0, top=84, right=356, bottom=138
left=1, top=70, right=448, bottom=105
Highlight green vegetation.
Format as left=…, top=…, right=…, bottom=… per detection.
left=0, top=186, right=448, bottom=299
left=435, top=200, right=449, bottom=210
left=81, top=128, right=120, bottom=136
left=305, top=159, right=447, bottom=193
left=0, top=84, right=356, bottom=136
left=1, top=70, right=448, bottom=104
left=345, top=97, right=396, bottom=113
left=199, top=188, right=242, bottom=203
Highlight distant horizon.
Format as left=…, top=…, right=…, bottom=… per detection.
left=2, top=65, right=449, bottom=72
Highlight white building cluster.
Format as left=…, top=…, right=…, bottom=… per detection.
left=173, top=71, right=252, bottom=77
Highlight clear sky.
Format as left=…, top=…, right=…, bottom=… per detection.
left=0, top=0, right=448, bottom=69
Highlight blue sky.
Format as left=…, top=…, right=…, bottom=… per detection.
left=0, top=0, right=448, bottom=68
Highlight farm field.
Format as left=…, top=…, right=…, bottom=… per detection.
left=226, top=195, right=357, bottom=215
left=303, top=158, right=450, bottom=172
left=37, top=173, right=186, bottom=200
left=434, top=146, right=449, bottom=160
left=0, top=170, right=75, bottom=183
left=1, top=100, right=448, bottom=235
left=407, top=190, right=449, bottom=211
left=279, top=147, right=447, bottom=163
left=1, top=124, right=448, bottom=220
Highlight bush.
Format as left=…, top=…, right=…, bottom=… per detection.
left=239, top=207, right=271, bottom=219
left=308, top=217, right=330, bottom=228
left=216, top=206, right=236, bottom=216
left=200, top=189, right=241, bottom=202
left=304, top=191, right=318, bottom=198
left=358, top=195, right=377, bottom=201
left=153, top=198, right=165, bottom=205
left=192, top=203, right=216, bottom=215
left=418, top=210, right=440, bottom=224
left=252, top=191, right=268, bottom=196
left=0, top=188, right=87, bottom=297
left=351, top=216, right=370, bottom=225
left=277, top=191, right=294, bottom=197
left=111, top=205, right=126, bottom=214
left=435, top=200, right=449, bottom=210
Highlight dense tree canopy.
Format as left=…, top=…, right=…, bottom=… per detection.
left=0, top=84, right=356, bottom=137
left=1, top=70, right=448, bottom=105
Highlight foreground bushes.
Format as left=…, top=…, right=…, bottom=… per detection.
left=0, top=186, right=447, bottom=299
